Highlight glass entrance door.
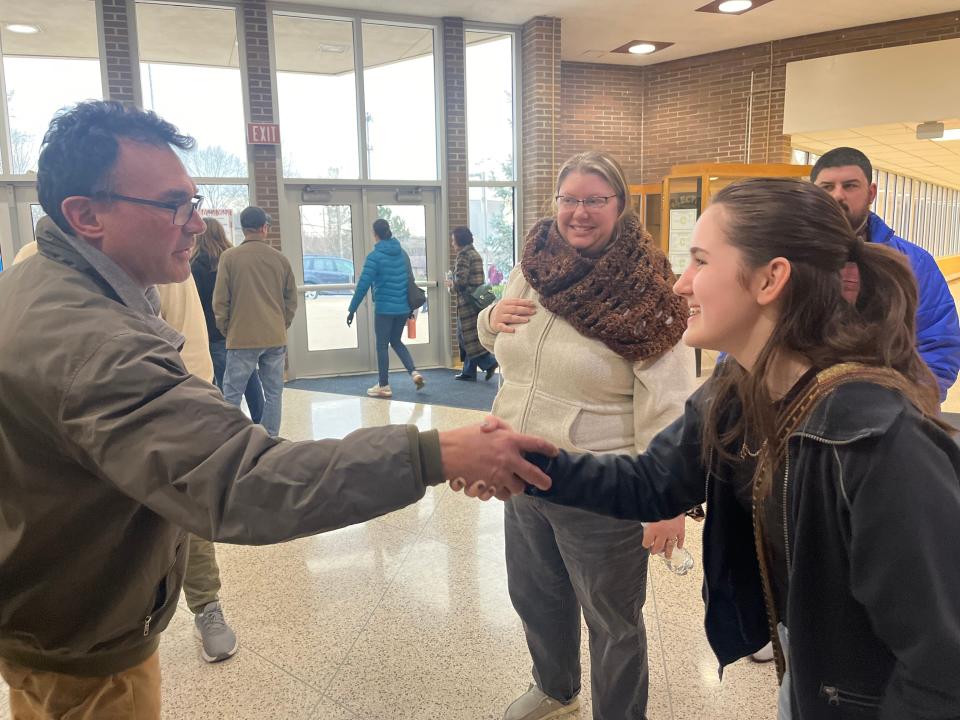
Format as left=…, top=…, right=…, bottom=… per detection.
left=284, top=189, right=370, bottom=377
left=283, top=186, right=444, bottom=379
left=364, top=189, right=442, bottom=370
left=0, top=185, right=42, bottom=272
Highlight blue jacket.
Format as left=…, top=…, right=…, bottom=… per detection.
left=717, top=213, right=960, bottom=400
left=348, top=237, right=410, bottom=316
left=868, top=213, right=960, bottom=400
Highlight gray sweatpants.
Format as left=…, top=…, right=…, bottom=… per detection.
left=505, top=493, right=650, bottom=720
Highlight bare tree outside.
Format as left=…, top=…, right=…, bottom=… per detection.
left=10, top=129, right=35, bottom=175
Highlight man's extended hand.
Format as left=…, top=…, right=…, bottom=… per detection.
left=346, top=311, right=355, bottom=327
left=439, top=419, right=557, bottom=500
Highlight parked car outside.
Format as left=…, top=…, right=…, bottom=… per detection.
left=303, top=255, right=354, bottom=298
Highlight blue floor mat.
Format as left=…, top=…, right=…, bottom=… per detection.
left=286, top=367, right=499, bottom=412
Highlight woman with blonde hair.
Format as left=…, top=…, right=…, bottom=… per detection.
left=191, top=217, right=264, bottom=422
left=478, top=151, right=695, bottom=720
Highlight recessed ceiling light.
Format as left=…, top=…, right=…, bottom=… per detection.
left=933, top=129, right=960, bottom=142
left=5, top=24, right=39, bottom=34
left=695, top=0, right=773, bottom=15
left=718, top=0, right=753, bottom=12
left=318, top=43, right=346, bottom=54
left=612, top=39, right=674, bottom=55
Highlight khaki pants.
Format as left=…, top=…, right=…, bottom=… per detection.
left=0, top=651, right=160, bottom=720
left=182, top=534, right=222, bottom=614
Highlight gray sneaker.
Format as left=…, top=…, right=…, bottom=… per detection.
left=504, top=685, right=580, bottom=720
left=193, top=601, right=238, bottom=663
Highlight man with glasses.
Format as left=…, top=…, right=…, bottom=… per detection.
left=213, top=205, right=295, bottom=437
left=0, top=100, right=556, bottom=718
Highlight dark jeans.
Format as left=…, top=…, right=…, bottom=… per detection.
left=457, top=319, right=497, bottom=378
left=374, top=313, right=417, bottom=387
left=209, top=338, right=264, bottom=423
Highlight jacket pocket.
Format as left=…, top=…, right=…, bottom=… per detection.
left=819, top=683, right=881, bottom=717
left=141, top=540, right=185, bottom=638
left=566, top=406, right=632, bottom=454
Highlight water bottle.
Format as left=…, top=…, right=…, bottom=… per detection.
left=655, top=545, right=695, bottom=576
left=642, top=522, right=695, bottom=576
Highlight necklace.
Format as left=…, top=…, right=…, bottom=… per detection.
left=739, top=439, right=767, bottom=459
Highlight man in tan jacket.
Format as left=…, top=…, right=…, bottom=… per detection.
left=213, top=206, right=296, bottom=436
left=0, top=100, right=554, bottom=719
left=14, top=245, right=240, bottom=666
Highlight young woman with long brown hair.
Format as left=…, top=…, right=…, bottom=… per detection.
left=475, top=178, right=960, bottom=719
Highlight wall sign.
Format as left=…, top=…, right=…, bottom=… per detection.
left=247, top=123, right=281, bottom=145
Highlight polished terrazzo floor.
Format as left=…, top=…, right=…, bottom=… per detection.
left=0, top=382, right=779, bottom=720
left=8, top=354, right=960, bottom=720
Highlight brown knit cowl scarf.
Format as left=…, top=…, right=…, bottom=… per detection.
left=521, top=214, right=688, bottom=362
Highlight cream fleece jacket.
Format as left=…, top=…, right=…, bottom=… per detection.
left=157, top=276, right=214, bottom=382
left=478, top=265, right=696, bottom=454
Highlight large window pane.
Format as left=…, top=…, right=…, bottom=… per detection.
left=362, top=23, right=437, bottom=180
left=469, top=186, right=515, bottom=289
left=275, top=15, right=360, bottom=179
left=300, top=205, right=357, bottom=352
left=1, top=0, right=103, bottom=174
left=465, top=32, right=514, bottom=182
left=137, top=3, right=246, bottom=179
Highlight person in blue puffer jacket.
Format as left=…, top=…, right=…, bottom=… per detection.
left=347, top=218, right=425, bottom=398
left=812, top=147, right=960, bottom=401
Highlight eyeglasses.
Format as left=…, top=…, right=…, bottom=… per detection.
left=556, top=195, right=617, bottom=210
left=99, top=193, right=204, bottom=227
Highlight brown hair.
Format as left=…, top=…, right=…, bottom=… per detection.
left=701, top=178, right=941, bottom=464
left=192, top=217, right=231, bottom=265
left=554, top=151, right=636, bottom=243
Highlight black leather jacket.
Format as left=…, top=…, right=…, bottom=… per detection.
left=528, top=378, right=960, bottom=719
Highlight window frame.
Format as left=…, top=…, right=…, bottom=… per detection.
left=271, top=5, right=445, bottom=185
left=463, top=23, right=522, bottom=276
left=0, top=0, right=107, bottom=179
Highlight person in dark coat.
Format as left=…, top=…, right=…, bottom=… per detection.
left=449, top=226, right=498, bottom=381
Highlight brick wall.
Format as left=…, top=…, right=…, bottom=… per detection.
left=640, top=44, right=777, bottom=182
left=443, top=17, right=466, bottom=362
left=549, top=11, right=960, bottom=184
left=242, top=0, right=282, bottom=248
left=520, top=17, right=562, bottom=232
left=100, top=0, right=138, bottom=105
left=559, top=62, right=645, bottom=185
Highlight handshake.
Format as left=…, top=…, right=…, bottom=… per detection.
left=438, top=416, right=557, bottom=501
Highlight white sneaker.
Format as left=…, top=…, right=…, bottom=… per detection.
left=503, top=685, right=580, bottom=720
left=412, top=371, right=425, bottom=390
left=751, top=640, right=775, bottom=662
left=366, top=384, right=392, bottom=398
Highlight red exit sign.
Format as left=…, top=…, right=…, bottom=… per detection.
left=247, top=123, right=281, bottom=145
